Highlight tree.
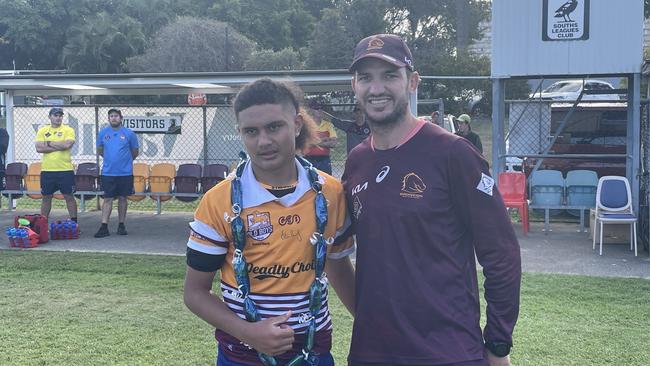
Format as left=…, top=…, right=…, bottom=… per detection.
left=245, top=48, right=304, bottom=71
left=127, top=17, right=255, bottom=73
left=341, top=0, right=390, bottom=40
left=0, top=0, right=76, bottom=69
left=306, top=8, right=356, bottom=69
left=62, top=12, right=146, bottom=73
left=209, top=0, right=316, bottom=51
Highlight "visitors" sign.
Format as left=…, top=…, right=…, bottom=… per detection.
left=121, top=116, right=182, bottom=134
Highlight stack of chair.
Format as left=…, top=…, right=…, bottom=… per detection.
left=175, top=164, right=202, bottom=202
left=498, top=172, right=529, bottom=235
left=201, top=163, right=229, bottom=193
left=149, top=163, right=176, bottom=202
left=3, top=162, right=28, bottom=199
left=129, top=163, right=150, bottom=202
left=25, top=162, right=42, bottom=199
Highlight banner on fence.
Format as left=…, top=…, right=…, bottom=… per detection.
left=122, top=116, right=182, bottom=134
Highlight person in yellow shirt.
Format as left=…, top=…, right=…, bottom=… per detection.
left=183, top=79, right=355, bottom=366
left=34, top=108, right=77, bottom=222
left=303, top=100, right=337, bottom=174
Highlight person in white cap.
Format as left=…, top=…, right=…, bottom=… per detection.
left=456, top=113, right=483, bottom=154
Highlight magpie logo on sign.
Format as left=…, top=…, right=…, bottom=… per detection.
left=542, top=0, right=590, bottom=41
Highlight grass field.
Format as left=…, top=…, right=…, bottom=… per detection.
left=1, top=251, right=649, bottom=365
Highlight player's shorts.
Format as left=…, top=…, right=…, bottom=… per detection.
left=101, top=175, right=134, bottom=198
left=41, top=170, right=75, bottom=195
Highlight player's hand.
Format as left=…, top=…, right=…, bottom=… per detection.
left=241, top=311, right=295, bottom=356
left=486, top=350, right=511, bottom=366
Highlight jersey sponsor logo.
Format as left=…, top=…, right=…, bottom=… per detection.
left=351, top=181, right=368, bottom=195
left=280, top=229, right=303, bottom=242
left=247, top=260, right=316, bottom=280
left=376, top=166, right=390, bottom=183
left=353, top=195, right=363, bottom=220
left=476, top=173, right=494, bottom=196
left=400, top=172, right=426, bottom=199
left=278, top=214, right=301, bottom=226
left=246, top=211, right=273, bottom=241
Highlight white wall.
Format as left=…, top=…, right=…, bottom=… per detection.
left=492, top=0, right=644, bottom=77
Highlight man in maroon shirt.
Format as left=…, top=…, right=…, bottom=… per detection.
left=342, top=34, right=521, bottom=366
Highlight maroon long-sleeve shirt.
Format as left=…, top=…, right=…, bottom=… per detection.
left=342, top=122, right=521, bottom=365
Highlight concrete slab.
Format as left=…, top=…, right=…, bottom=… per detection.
left=0, top=209, right=191, bottom=256
left=515, top=221, right=650, bottom=279
left=1, top=209, right=648, bottom=279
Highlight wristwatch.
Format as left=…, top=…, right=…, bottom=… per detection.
left=485, top=341, right=512, bottom=357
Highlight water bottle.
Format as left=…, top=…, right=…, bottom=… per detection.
left=50, top=223, right=56, bottom=240
left=20, top=229, right=29, bottom=247
left=15, top=229, right=24, bottom=247
left=56, top=221, right=63, bottom=240
left=6, top=228, right=14, bottom=246
left=13, top=228, right=19, bottom=247
left=64, top=222, right=70, bottom=240
left=70, top=222, right=78, bottom=239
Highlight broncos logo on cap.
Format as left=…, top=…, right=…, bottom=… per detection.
left=367, top=37, right=384, bottom=50
left=401, top=173, right=426, bottom=194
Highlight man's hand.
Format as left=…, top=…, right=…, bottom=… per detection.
left=240, top=311, right=295, bottom=356
left=51, top=140, right=75, bottom=150
left=486, top=349, right=511, bottom=366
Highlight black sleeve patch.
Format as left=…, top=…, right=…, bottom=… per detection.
left=186, top=247, right=226, bottom=272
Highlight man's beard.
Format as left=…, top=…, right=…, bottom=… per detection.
left=364, top=97, right=409, bottom=128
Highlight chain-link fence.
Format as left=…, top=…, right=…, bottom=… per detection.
left=7, top=103, right=369, bottom=212
left=503, top=99, right=630, bottom=177
left=9, top=104, right=245, bottom=212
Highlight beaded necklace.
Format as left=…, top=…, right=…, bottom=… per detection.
left=226, top=152, right=330, bottom=366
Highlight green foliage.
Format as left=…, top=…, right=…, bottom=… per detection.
left=339, top=0, right=390, bottom=39
left=0, top=0, right=74, bottom=69
left=126, top=17, right=255, bottom=72
left=62, top=12, right=146, bottom=73
left=0, top=0, right=496, bottom=80
left=306, top=8, right=356, bottom=69
left=246, top=48, right=305, bottom=71
left=209, top=0, right=317, bottom=51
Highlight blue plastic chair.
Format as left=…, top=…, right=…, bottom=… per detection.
left=592, top=176, right=637, bottom=256
left=565, top=170, right=598, bottom=217
left=530, top=170, right=564, bottom=215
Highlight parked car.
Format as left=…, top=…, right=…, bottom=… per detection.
left=529, top=80, right=621, bottom=101
left=521, top=103, right=627, bottom=177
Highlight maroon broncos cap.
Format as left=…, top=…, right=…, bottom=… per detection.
left=349, top=34, right=414, bottom=72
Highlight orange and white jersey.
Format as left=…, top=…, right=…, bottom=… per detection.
left=187, top=158, right=354, bottom=334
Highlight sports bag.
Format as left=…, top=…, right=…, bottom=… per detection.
left=14, top=214, right=49, bottom=244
